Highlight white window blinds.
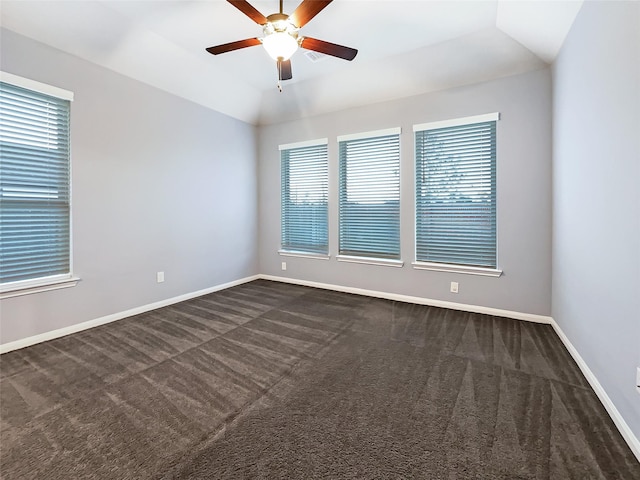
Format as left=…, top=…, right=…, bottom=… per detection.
left=338, top=128, right=401, bottom=260
left=280, top=139, right=328, bottom=255
left=414, top=113, right=498, bottom=268
left=0, top=79, right=72, bottom=284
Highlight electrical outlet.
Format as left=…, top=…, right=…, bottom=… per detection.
left=156, top=271, right=165, bottom=283
left=450, top=281, right=459, bottom=293
left=281, top=262, right=287, bottom=271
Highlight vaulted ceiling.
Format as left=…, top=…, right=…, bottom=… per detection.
left=0, top=1, right=583, bottom=125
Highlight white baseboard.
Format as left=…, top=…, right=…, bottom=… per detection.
left=550, top=318, right=640, bottom=463
left=259, top=274, right=553, bottom=324
left=0, top=273, right=550, bottom=354
left=0, top=275, right=259, bottom=354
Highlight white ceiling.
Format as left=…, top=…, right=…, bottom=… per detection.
left=0, top=0, right=583, bottom=125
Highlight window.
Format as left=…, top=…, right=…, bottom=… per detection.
left=280, top=139, right=329, bottom=256
left=338, top=128, right=402, bottom=265
left=0, top=73, right=77, bottom=297
left=414, top=113, right=500, bottom=275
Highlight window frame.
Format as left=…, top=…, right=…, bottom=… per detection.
left=278, top=137, right=330, bottom=259
left=412, top=113, right=502, bottom=277
left=336, top=127, right=403, bottom=268
left=0, top=71, right=79, bottom=299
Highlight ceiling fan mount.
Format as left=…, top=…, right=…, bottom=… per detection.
left=206, top=0, right=358, bottom=89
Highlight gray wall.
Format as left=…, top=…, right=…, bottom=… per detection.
left=0, top=29, right=258, bottom=345
left=258, top=68, right=553, bottom=316
left=552, top=1, right=640, bottom=439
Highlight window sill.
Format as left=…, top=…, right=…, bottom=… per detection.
left=278, top=250, right=330, bottom=260
left=337, top=255, right=404, bottom=268
left=412, top=261, right=502, bottom=277
left=0, top=275, right=81, bottom=299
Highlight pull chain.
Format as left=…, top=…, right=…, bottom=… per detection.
left=277, top=58, right=283, bottom=92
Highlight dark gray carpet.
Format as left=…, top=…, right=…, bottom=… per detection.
left=1, top=280, right=638, bottom=479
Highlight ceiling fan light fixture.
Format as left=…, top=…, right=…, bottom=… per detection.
left=262, top=31, right=299, bottom=60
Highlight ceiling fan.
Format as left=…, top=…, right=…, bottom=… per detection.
left=206, top=0, right=358, bottom=90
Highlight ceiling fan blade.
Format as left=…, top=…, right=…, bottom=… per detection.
left=227, top=0, right=268, bottom=24
left=290, top=0, right=332, bottom=28
left=278, top=59, right=293, bottom=81
left=206, top=38, right=261, bottom=55
left=301, top=37, right=358, bottom=61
